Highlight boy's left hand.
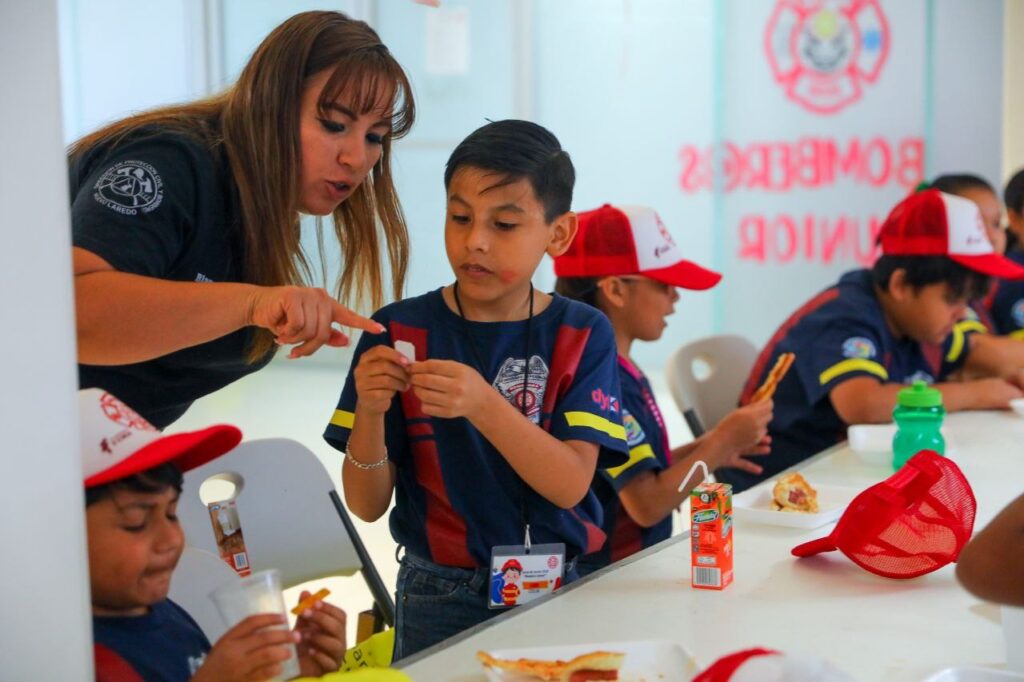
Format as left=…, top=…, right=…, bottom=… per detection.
left=293, top=590, right=347, bottom=676
left=408, top=359, right=492, bottom=419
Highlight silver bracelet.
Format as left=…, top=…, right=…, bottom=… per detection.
left=345, top=446, right=389, bottom=470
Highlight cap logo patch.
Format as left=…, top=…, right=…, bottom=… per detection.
left=842, top=336, right=876, bottom=359
left=99, top=393, right=156, bottom=432
left=93, top=160, right=164, bottom=215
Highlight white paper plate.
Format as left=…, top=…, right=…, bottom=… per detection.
left=479, top=639, right=699, bottom=682
left=847, top=423, right=955, bottom=465
left=922, top=667, right=1024, bottom=681
left=733, top=483, right=859, bottom=529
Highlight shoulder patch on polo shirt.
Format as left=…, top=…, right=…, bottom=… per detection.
left=1013, top=299, right=1024, bottom=328
left=622, top=410, right=646, bottom=447
left=841, top=336, right=876, bottom=359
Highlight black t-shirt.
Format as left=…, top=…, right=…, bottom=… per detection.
left=70, top=129, right=271, bottom=428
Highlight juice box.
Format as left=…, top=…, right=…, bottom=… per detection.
left=690, top=481, right=733, bottom=590
left=207, top=499, right=252, bottom=577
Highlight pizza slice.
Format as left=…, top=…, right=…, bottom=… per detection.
left=751, top=352, right=795, bottom=403
left=477, top=649, right=625, bottom=681
left=771, top=472, right=819, bottom=513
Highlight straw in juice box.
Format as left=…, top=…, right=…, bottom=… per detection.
left=291, top=588, right=330, bottom=615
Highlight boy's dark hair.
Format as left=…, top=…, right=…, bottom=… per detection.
left=554, top=276, right=601, bottom=309
left=871, top=255, right=991, bottom=302
left=85, top=462, right=184, bottom=507
left=443, top=120, right=575, bottom=223
left=929, top=173, right=995, bottom=197
left=1005, top=168, right=1024, bottom=215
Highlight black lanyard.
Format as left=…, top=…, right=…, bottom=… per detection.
left=452, top=281, right=535, bottom=532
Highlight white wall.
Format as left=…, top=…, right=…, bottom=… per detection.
left=0, top=1, right=92, bottom=679
left=57, top=0, right=208, bottom=143
left=931, top=0, right=1003, bottom=184
left=1003, top=0, right=1024, bottom=180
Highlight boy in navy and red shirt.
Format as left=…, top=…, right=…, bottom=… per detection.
left=722, top=190, right=1024, bottom=493
left=81, top=388, right=348, bottom=682
left=554, top=204, right=773, bottom=573
left=323, top=121, right=629, bottom=659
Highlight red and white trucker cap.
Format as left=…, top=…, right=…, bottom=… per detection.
left=791, top=450, right=976, bottom=579
left=880, top=189, right=1024, bottom=279
left=554, top=204, right=722, bottom=290
left=81, top=388, right=242, bottom=488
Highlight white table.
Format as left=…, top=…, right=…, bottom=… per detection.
left=399, top=410, right=1024, bottom=681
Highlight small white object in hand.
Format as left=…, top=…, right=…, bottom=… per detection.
left=1010, top=398, right=1024, bottom=418
left=395, top=340, right=416, bottom=363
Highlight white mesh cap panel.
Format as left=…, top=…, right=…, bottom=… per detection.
left=620, top=205, right=684, bottom=272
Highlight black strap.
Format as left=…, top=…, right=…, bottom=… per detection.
left=452, top=282, right=535, bottom=535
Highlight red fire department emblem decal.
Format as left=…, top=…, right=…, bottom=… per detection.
left=765, top=0, right=889, bottom=115
left=99, top=392, right=156, bottom=431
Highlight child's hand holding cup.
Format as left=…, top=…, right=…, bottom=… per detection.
left=209, top=569, right=301, bottom=680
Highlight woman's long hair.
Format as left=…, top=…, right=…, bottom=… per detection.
left=69, top=11, right=415, bottom=361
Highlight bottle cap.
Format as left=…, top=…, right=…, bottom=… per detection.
left=896, top=380, right=943, bottom=408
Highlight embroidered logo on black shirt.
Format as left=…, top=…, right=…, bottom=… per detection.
left=93, top=160, right=164, bottom=215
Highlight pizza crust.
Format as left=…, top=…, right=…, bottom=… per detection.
left=477, top=649, right=625, bottom=681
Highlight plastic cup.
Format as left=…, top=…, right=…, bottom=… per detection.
left=210, top=569, right=300, bottom=680
left=1003, top=605, right=1024, bottom=673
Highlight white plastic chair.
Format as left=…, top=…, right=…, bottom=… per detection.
left=665, top=334, right=759, bottom=435
left=169, top=547, right=240, bottom=642
left=173, top=438, right=395, bottom=634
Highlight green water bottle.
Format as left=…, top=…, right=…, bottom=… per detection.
left=892, top=380, right=945, bottom=470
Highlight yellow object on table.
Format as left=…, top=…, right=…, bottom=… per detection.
left=293, top=628, right=399, bottom=680
left=297, top=671, right=409, bottom=682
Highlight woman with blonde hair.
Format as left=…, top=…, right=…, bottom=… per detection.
left=70, top=10, right=414, bottom=427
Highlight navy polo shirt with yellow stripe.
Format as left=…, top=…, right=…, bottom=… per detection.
left=578, top=357, right=674, bottom=573
left=719, top=269, right=970, bottom=493
left=323, top=289, right=629, bottom=568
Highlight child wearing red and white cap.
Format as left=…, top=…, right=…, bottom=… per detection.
left=554, top=204, right=773, bottom=574
left=81, top=388, right=348, bottom=682
left=920, top=174, right=1024, bottom=372
left=726, top=190, right=1024, bottom=493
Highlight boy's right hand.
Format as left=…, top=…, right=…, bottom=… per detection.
left=712, top=400, right=773, bottom=457
left=192, top=614, right=299, bottom=682
left=353, top=345, right=412, bottom=415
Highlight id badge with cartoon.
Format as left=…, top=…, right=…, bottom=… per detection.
left=488, top=534, right=565, bottom=609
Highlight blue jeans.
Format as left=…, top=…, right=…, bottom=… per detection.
left=574, top=556, right=605, bottom=579
left=393, top=553, right=496, bottom=661
left=393, top=552, right=580, bottom=661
